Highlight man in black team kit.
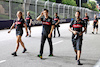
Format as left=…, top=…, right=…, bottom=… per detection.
left=69, top=11, right=86, bottom=65
left=36, top=9, right=55, bottom=59
left=83, top=13, right=89, bottom=34
left=53, top=13, right=60, bottom=38
left=25, top=11, right=32, bottom=37
left=92, top=15, right=99, bottom=34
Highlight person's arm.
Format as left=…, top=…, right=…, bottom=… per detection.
left=69, top=20, right=77, bottom=35
left=25, top=18, right=26, bottom=22
left=88, top=16, right=89, bottom=21
left=29, top=19, right=32, bottom=26
left=69, top=27, right=77, bottom=35
left=24, top=23, right=28, bottom=36
left=55, top=19, right=60, bottom=25
left=79, top=27, right=86, bottom=36
left=55, top=17, right=60, bottom=25
left=79, top=20, right=86, bottom=36
left=36, top=12, right=43, bottom=21
left=96, top=19, right=98, bottom=25
left=8, top=23, right=15, bottom=33
left=48, top=25, right=55, bottom=38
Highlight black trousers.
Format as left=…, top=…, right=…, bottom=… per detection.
left=54, top=26, right=60, bottom=37
left=40, top=34, right=53, bottom=56
left=85, top=24, right=88, bottom=34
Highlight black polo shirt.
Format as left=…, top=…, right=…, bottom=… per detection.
left=94, top=18, right=98, bottom=24
left=26, top=15, right=32, bottom=25
left=70, top=19, right=85, bottom=32
left=41, top=16, right=55, bottom=36
left=14, top=18, right=25, bottom=31
left=53, top=16, right=59, bottom=23
left=83, top=16, right=89, bottom=24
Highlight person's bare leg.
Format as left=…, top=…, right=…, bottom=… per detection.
left=29, top=30, right=31, bottom=35
left=77, top=50, right=81, bottom=60
left=96, top=28, right=98, bottom=34
left=15, top=36, right=20, bottom=52
left=93, top=28, right=95, bottom=32
left=19, top=35, right=25, bottom=49
left=74, top=49, right=77, bottom=54
left=19, top=35, right=27, bottom=53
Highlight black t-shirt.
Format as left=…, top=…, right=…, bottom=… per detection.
left=26, top=15, right=32, bottom=25
left=83, top=16, right=89, bottom=24
left=41, top=16, right=55, bottom=36
left=94, top=18, right=98, bottom=24
left=14, top=18, right=25, bottom=31
left=53, top=16, right=59, bottom=23
left=70, top=19, right=85, bottom=32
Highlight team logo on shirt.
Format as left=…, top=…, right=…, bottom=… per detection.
left=26, top=18, right=30, bottom=20
left=54, top=18, right=58, bottom=21
left=94, top=20, right=97, bottom=22
left=15, top=22, right=22, bottom=24
left=42, top=21, right=51, bottom=25
left=84, top=17, right=88, bottom=20
left=72, top=24, right=82, bottom=28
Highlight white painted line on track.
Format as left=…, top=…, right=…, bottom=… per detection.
left=94, top=59, right=100, bottom=67
left=0, top=60, right=6, bottom=63
left=53, top=40, right=63, bottom=45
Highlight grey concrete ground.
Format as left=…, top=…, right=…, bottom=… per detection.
left=0, top=21, right=100, bottom=67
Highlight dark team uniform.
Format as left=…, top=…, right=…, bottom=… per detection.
left=40, top=16, right=55, bottom=56
left=70, top=19, right=85, bottom=51
left=53, top=16, right=60, bottom=37
left=93, top=18, right=98, bottom=29
left=14, top=18, right=25, bottom=36
left=26, top=15, right=32, bottom=30
left=83, top=16, right=89, bottom=33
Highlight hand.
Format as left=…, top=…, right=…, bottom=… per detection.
left=48, top=33, right=51, bottom=38
left=8, top=30, right=11, bottom=33
left=73, top=31, right=77, bottom=35
left=40, top=11, right=44, bottom=16
left=55, top=23, right=58, bottom=25
left=79, top=32, right=83, bottom=36
left=96, top=24, right=98, bottom=26
left=29, top=23, right=31, bottom=26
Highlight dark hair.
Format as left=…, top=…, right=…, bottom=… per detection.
left=76, top=11, right=80, bottom=15
left=55, top=13, right=58, bottom=15
left=44, top=9, right=49, bottom=12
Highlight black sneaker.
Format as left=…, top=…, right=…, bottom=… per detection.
left=25, top=35, right=27, bottom=37
left=11, top=52, right=17, bottom=56
left=77, top=60, right=83, bottom=65
left=49, top=54, right=53, bottom=56
left=58, top=34, right=60, bottom=37
left=37, top=55, right=42, bottom=59
left=53, top=36, right=55, bottom=38
left=92, top=32, right=94, bottom=34
left=96, top=32, right=98, bottom=34
left=22, top=48, right=27, bottom=53
left=29, top=35, right=31, bottom=37
left=75, top=55, right=77, bottom=60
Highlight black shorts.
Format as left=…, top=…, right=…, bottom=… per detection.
left=16, top=30, right=23, bottom=36
left=72, top=36, right=83, bottom=51
left=55, top=24, right=60, bottom=27
left=93, top=24, right=98, bottom=29
left=27, top=25, right=31, bottom=30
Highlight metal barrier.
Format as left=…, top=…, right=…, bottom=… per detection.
left=0, top=0, right=99, bottom=29
left=0, top=0, right=99, bottom=20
